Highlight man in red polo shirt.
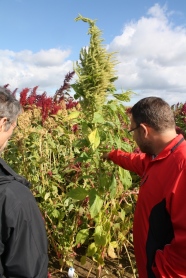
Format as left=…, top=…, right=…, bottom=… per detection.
left=103, top=97, right=186, bottom=278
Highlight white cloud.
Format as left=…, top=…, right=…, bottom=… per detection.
left=108, top=3, right=186, bottom=105
left=0, top=48, right=73, bottom=94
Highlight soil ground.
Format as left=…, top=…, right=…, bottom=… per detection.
left=48, top=247, right=137, bottom=278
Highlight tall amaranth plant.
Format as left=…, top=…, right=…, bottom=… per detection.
left=72, top=14, right=118, bottom=120
left=67, top=15, right=137, bottom=278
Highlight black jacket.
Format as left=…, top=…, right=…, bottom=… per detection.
left=0, top=158, right=48, bottom=277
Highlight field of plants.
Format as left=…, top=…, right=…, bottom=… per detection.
left=3, top=15, right=186, bottom=278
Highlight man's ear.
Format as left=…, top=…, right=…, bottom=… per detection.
left=140, top=123, right=149, bottom=138
left=0, top=117, right=8, bottom=132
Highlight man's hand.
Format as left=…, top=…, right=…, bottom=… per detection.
left=101, top=152, right=110, bottom=160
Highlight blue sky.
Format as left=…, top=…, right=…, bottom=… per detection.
left=0, top=0, right=186, bottom=105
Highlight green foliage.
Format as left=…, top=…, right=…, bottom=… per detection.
left=4, top=97, right=137, bottom=274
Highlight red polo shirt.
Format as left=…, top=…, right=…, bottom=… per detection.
left=109, top=134, right=186, bottom=277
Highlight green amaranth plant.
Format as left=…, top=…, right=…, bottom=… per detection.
left=72, top=14, right=118, bottom=120
left=68, top=15, right=137, bottom=277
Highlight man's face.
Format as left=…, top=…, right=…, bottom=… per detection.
left=0, top=119, right=17, bottom=154
left=130, top=115, right=154, bottom=155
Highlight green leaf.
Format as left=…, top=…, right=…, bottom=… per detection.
left=81, top=122, right=91, bottom=134
left=86, top=242, right=97, bottom=256
left=89, top=191, right=103, bottom=218
left=112, top=223, right=120, bottom=232
left=88, top=128, right=100, bottom=150
left=92, top=112, right=104, bottom=123
left=114, top=135, right=122, bottom=149
left=80, top=256, right=87, bottom=265
left=108, top=133, right=114, bottom=145
left=94, top=254, right=105, bottom=265
left=89, top=188, right=97, bottom=204
left=52, top=209, right=60, bottom=218
left=75, top=152, right=89, bottom=163
left=99, top=130, right=107, bottom=142
left=99, top=173, right=110, bottom=192
left=104, top=221, right=111, bottom=232
left=113, top=90, right=133, bottom=102
left=74, top=138, right=89, bottom=148
left=67, top=111, right=80, bottom=120
left=124, top=203, right=133, bottom=213
left=67, top=187, right=88, bottom=200
left=94, top=228, right=107, bottom=246
left=109, top=175, right=117, bottom=198
left=68, top=204, right=74, bottom=212
left=121, top=142, right=132, bottom=152
left=44, top=192, right=50, bottom=201
left=119, top=209, right=126, bottom=221
left=108, top=103, right=117, bottom=112
left=119, top=167, right=132, bottom=189
left=76, top=229, right=89, bottom=245
left=51, top=185, right=58, bottom=195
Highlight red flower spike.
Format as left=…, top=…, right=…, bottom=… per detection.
left=19, top=88, right=30, bottom=106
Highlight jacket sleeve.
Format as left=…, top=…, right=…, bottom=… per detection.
left=108, top=149, right=147, bottom=177
left=153, top=168, right=186, bottom=277
left=4, top=198, right=48, bottom=278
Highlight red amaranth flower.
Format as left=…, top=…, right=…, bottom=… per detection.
left=27, top=86, right=38, bottom=105
left=181, top=103, right=186, bottom=115
left=50, top=104, right=61, bottom=115
left=53, top=71, right=75, bottom=102
left=66, top=99, right=78, bottom=109
left=47, top=171, right=53, bottom=177
left=72, top=124, right=78, bottom=133
left=176, top=126, right=184, bottom=135
left=126, top=107, right=132, bottom=114
left=4, top=84, right=9, bottom=88
left=40, top=97, right=53, bottom=122
left=122, top=137, right=130, bottom=143
left=19, top=88, right=30, bottom=106
left=17, top=79, right=78, bottom=122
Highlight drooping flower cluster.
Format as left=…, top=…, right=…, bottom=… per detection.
left=16, top=71, right=78, bottom=122
left=19, top=87, right=61, bottom=122
left=53, top=71, right=75, bottom=102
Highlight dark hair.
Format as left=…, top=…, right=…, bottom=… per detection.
left=130, top=97, right=175, bottom=132
left=0, top=86, right=22, bottom=130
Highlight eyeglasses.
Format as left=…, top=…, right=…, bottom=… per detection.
left=128, top=125, right=140, bottom=134
left=11, top=121, right=17, bottom=129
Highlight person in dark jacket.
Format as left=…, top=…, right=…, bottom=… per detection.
left=0, top=86, right=48, bottom=277
left=103, top=97, right=186, bottom=278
